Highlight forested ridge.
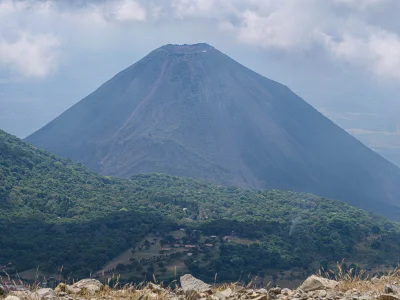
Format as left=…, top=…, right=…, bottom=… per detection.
left=1, top=129, right=400, bottom=281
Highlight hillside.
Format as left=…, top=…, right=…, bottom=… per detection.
left=2, top=129, right=400, bottom=283
left=25, top=43, right=400, bottom=220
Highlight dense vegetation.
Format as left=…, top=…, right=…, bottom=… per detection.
left=1, top=129, right=400, bottom=282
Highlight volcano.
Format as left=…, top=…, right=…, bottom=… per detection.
left=26, top=43, right=400, bottom=220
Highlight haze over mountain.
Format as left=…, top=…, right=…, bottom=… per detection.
left=26, top=43, right=400, bottom=220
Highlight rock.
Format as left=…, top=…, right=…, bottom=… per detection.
left=281, top=288, right=291, bottom=295
left=10, top=291, right=32, bottom=300
left=215, top=288, right=233, bottom=299
left=54, top=283, right=66, bottom=293
left=358, top=296, right=373, bottom=300
left=5, top=296, right=21, bottom=300
left=385, top=284, right=400, bottom=294
left=66, top=285, right=81, bottom=294
left=345, top=290, right=353, bottom=297
left=270, top=287, right=282, bottom=295
left=253, top=295, right=268, bottom=300
left=184, top=290, right=203, bottom=300
left=71, top=279, right=103, bottom=294
left=148, top=282, right=163, bottom=293
left=180, top=274, right=211, bottom=293
left=1, top=285, right=6, bottom=296
left=299, top=275, right=338, bottom=292
left=257, top=289, right=268, bottom=294
left=30, top=288, right=55, bottom=300
left=326, top=290, right=338, bottom=299
left=269, top=292, right=277, bottom=299
left=315, top=290, right=327, bottom=298
left=378, top=294, right=400, bottom=300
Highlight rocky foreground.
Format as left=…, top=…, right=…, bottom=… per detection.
left=1, top=274, right=400, bottom=300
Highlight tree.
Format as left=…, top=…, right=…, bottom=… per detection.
left=116, top=263, right=126, bottom=272
left=144, top=240, right=151, bottom=250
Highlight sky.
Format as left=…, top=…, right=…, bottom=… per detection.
left=1, top=0, right=400, bottom=164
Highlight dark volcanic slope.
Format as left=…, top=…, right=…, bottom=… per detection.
left=26, top=43, right=400, bottom=220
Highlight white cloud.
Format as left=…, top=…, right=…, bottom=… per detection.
left=232, top=2, right=322, bottom=51
left=324, top=29, right=400, bottom=80
left=1, top=0, right=400, bottom=82
left=0, top=31, right=60, bottom=78
left=70, top=0, right=147, bottom=24
left=333, top=0, right=387, bottom=9
left=171, top=0, right=218, bottom=18
left=0, top=0, right=148, bottom=79
left=166, top=0, right=400, bottom=81
left=110, top=0, right=147, bottom=21
left=0, top=0, right=60, bottom=78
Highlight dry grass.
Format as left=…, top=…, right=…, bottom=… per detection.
left=318, top=261, right=400, bottom=293
left=2, top=262, right=400, bottom=299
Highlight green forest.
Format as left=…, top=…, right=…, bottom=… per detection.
left=1, top=129, right=400, bottom=282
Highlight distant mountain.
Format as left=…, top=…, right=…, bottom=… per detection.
left=2, top=129, right=400, bottom=281
left=26, top=43, right=400, bottom=220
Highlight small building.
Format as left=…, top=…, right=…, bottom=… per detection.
left=223, top=236, right=231, bottom=242
left=180, top=228, right=186, bottom=232
left=187, top=253, right=193, bottom=256
left=185, top=245, right=196, bottom=249
left=174, top=244, right=181, bottom=248
left=161, top=248, right=171, bottom=252
left=205, top=244, right=213, bottom=247
left=210, top=235, right=217, bottom=239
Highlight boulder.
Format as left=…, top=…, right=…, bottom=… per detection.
left=54, top=283, right=66, bottom=293
left=215, top=287, right=233, bottom=299
left=180, top=274, right=211, bottom=293
left=281, top=288, right=291, bottom=295
left=385, top=284, right=400, bottom=294
left=315, top=290, right=327, bottom=298
left=65, top=285, right=81, bottom=294
left=5, top=296, right=21, bottom=300
left=299, top=275, right=338, bottom=292
left=253, top=295, right=268, bottom=300
left=1, top=284, right=7, bottom=296
left=257, top=288, right=269, bottom=295
left=30, top=288, right=55, bottom=300
left=269, top=287, right=282, bottom=295
left=378, top=294, right=400, bottom=300
left=9, top=290, right=32, bottom=300
left=71, top=278, right=103, bottom=294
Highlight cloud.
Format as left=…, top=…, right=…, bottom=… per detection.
left=0, top=0, right=60, bottom=78
left=109, top=0, right=147, bottom=21
left=0, top=31, right=60, bottom=78
left=1, top=0, right=400, bottom=82
left=62, top=0, right=148, bottom=24
left=166, top=0, right=400, bottom=81
left=324, top=29, right=400, bottom=80
left=0, top=0, right=148, bottom=79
